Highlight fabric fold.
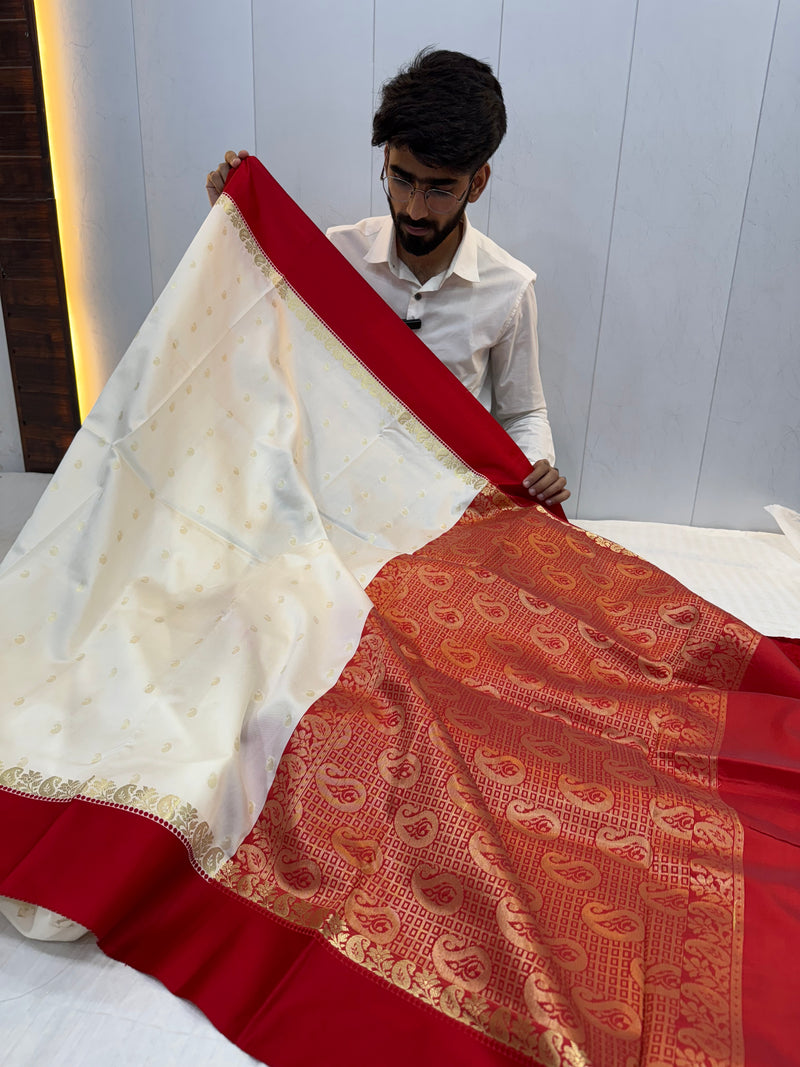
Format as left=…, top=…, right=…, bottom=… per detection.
left=1, top=158, right=799, bottom=1067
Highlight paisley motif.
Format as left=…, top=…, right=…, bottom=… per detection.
left=638, top=656, right=674, bottom=685
left=468, top=828, right=516, bottom=878
left=603, top=758, right=657, bottom=790
left=503, top=660, right=546, bottom=691
left=432, top=933, right=492, bottom=992
left=445, top=771, right=486, bottom=816
left=344, top=888, right=400, bottom=945
left=523, top=973, right=586, bottom=1042
left=596, top=595, right=633, bottom=618
left=695, top=818, right=734, bottom=854
left=411, top=864, right=464, bottom=915
left=383, top=605, right=421, bottom=639
left=471, top=590, right=510, bottom=624
left=475, top=747, right=526, bottom=785
left=541, top=852, right=601, bottom=891
left=658, top=601, right=700, bottom=628
left=589, top=660, right=630, bottom=688
left=638, top=578, right=677, bottom=599
left=564, top=531, right=596, bottom=557
left=496, top=894, right=544, bottom=953
left=393, top=802, right=439, bottom=848
left=526, top=532, right=561, bottom=558
left=615, top=623, right=658, bottom=649
left=595, top=826, right=653, bottom=868
left=416, top=564, right=455, bottom=591
left=541, top=565, right=578, bottom=591
left=493, top=535, right=524, bottom=558
left=574, top=689, right=620, bottom=717
left=581, top=901, right=645, bottom=941
left=439, top=636, right=481, bottom=670
left=506, top=800, right=561, bottom=840
left=518, top=589, right=557, bottom=615
left=572, top=986, right=642, bottom=1039
left=579, top=563, right=615, bottom=590
left=520, top=735, right=569, bottom=763
left=315, top=763, right=367, bottom=812
left=330, top=826, right=383, bottom=874
left=541, top=937, right=588, bottom=973
left=558, top=774, right=615, bottom=813
left=377, top=747, right=422, bottom=789
left=443, top=703, right=491, bottom=736
left=428, top=599, right=465, bottom=630
left=274, top=848, right=322, bottom=899
left=649, top=797, right=694, bottom=839
left=485, top=633, right=525, bottom=658
left=615, top=560, right=653, bottom=581
left=528, top=624, right=570, bottom=657
left=577, top=620, right=615, bottom=649
left=466, top=565, right=498, bottom=585
left=363, top=701, right=405, bottom=735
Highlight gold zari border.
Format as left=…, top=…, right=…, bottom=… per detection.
left=0, top=763, right=225, bottom=875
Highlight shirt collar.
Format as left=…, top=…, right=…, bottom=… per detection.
left=363, top=214, right=481, bottom=285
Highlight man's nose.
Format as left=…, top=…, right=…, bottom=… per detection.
left=406, top=188, right=430, bottom=220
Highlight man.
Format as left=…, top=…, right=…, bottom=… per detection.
left=206, top=49, right=568, bottom=507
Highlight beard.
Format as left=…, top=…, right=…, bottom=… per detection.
left=390, top=199, right=468, bottom=258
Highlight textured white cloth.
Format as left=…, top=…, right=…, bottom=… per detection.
left=327, top=215, right=555, bottom=467
left=0, top=193, right=486, bottom=881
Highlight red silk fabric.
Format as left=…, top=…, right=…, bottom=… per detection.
left=1, top=159, right=798, bottom=1065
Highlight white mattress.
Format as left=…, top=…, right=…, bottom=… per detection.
left=2, top=472, right=799, bottom=1065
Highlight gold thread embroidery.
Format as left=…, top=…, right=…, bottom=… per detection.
left=0, top=764, right=225, bottom=876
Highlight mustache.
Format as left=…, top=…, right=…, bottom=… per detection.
left=397, top=216, right=435, bottom=231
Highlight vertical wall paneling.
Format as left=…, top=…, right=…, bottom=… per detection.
left=693, top=0, right=800, bottom=529
left=0, top=0, right=80, bottom=471
left=372, top=2, right=505, bottom=232
left=132, top=0, right=256, bottom=301
left=0, top=289, right=23, bottom=470
left=491, top=0, right=638, bottom=514
left=35, top=0, right=154, bottom=407
left=578, top=0, right=779, bottom=523
left=252, top=2, right=374, bottom=234
left=2, top=3, right=798, bottom=529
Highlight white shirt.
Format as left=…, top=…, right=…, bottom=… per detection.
left=326, top=215, right=555, bottom=467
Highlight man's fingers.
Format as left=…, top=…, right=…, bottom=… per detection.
left=543, top=487, right=570, bottom=506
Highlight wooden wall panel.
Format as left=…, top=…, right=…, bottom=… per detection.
left=0, top=0, right=80, bottom=472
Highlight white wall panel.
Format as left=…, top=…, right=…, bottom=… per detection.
left=133, top=0, right=256, bottom=299
left=578, top=0, right=778, bottom=523
left=372, top=2, right=504, bottom=232
left=0, top=291, right=23, bottom=472
left=490, top=0, right=637, bottom=516
left=693, top=0, right=800, bottom=530
left=37, top=0, right=154, bottom=402
left=252, top=2, right=374, bottom=233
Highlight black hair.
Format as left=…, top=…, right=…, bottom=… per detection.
left=372, top=48, right=507, bottom=173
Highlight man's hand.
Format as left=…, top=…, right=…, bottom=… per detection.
left=206, top=149, right=250, bottom=207
left=522, top=459, right=570, bottom=506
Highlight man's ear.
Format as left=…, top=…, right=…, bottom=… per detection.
left=468, top=163, right=491, bottom=203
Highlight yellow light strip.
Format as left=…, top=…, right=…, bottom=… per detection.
left=33, top=1, right=97, bottom=419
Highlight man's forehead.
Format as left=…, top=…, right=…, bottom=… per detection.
left=385, top=145, right=469, bottom=184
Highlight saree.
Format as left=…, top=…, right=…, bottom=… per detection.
left=1, top=158, right=799, bottom=1067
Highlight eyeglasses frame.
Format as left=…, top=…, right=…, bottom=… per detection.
left=380, top=166, right=476, bottom=216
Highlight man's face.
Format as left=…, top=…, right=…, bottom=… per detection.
left=384, top=146, right=475, bottom=258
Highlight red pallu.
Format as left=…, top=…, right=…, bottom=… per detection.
left=1, top=159, right=799, bottom=1066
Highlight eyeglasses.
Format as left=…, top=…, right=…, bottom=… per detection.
left=380, top=168, right=473, bottom=215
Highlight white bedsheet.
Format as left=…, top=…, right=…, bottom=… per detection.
left=1, top=471, right=798, bottom=1065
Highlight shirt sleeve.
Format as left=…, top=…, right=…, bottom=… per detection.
left=489, top=280, right=556, bottom=467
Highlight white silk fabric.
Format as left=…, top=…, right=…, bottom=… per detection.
left=0, top=194, right=486, bottom=876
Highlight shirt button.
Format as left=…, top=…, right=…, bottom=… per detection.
left=414, top=293, right=421, bottom=301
